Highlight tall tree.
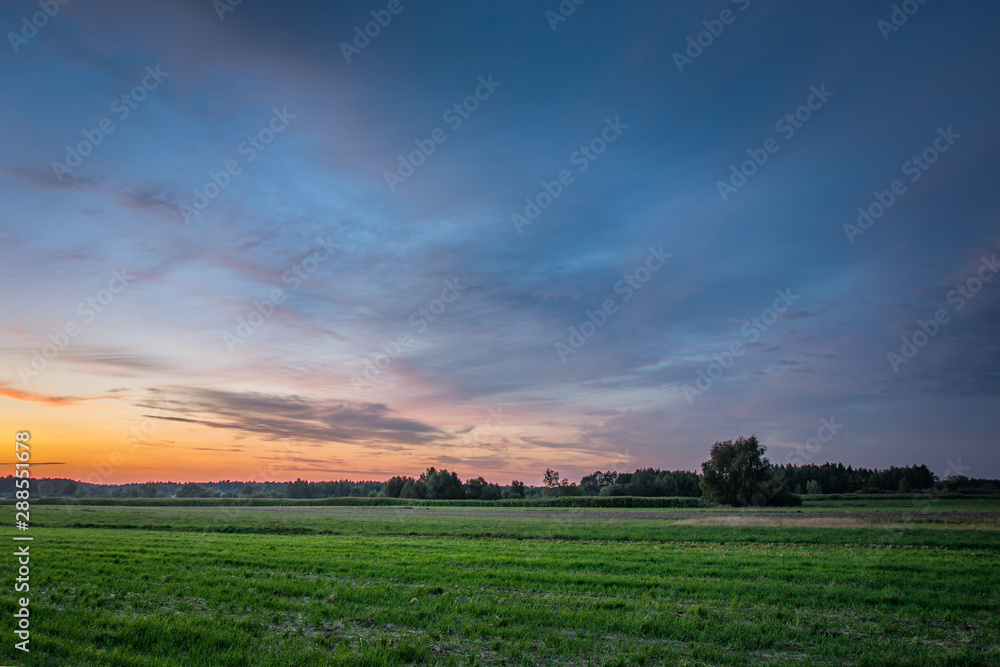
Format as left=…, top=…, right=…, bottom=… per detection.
left=400, top=479, right=422, bottom=499
left=541, top=468, right=561, bottom=497
left=419, top=467, right=464, bottom=500
left=699, top=435, right=776, bottom=506
left=464, top=476, right=489, bottom=499
left=505, top=480, right=526, bottom=498
left=381, top=476, right=412, bottom=498
left=286, top=479, right=311, bottom=499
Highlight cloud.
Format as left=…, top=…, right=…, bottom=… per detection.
left=62, top=351, right=174, bottom=375
left=146, top=387, right=445, bottom=446
left=0, top=383, right=90, bottom=405
left=118, top=184, right=181, bottom=213
left=0, top=165, right=99, bottom=191
left=2, top=0, right=999, bottom=479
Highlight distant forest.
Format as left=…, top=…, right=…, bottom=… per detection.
left=1, top=462, right=997, bottom=500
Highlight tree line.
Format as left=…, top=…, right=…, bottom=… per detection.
left=695, top=435, right=993, bottom=506
left=1, top=435, right=997, bottom=504
left=774, top=461, right=936, bottom=495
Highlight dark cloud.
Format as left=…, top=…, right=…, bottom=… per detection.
left=147, top=388, right=445, bottom=446
left=1, top=166, right=99, bottom=191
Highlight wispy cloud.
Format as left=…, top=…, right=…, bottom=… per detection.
left=146, top=388, right=444, bottom=446
left=0, top=383, right=93, bottom=405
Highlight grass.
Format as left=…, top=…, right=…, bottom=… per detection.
left=2, top=502, right=998, bottom=665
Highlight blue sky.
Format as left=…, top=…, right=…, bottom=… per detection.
left=1, top=0, right=998, bottom=482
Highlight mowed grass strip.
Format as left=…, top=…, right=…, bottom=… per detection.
left=2, top=505, right=999, bottom=666
left=24, top=504, right=1000, bottom=549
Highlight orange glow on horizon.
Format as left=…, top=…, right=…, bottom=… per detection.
left=0, top=395, right=634, bottom=486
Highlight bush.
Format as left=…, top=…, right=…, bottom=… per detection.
left=767, top=489, right=803, bottom=507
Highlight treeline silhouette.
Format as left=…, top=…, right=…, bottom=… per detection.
left=2, top=462, right=997, bottom=499
left=774, top=463, right=939, bottom=495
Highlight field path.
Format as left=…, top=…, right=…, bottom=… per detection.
left=130, top=505, right=1000, bottom=524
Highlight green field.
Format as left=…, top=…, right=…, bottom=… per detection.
left=3, top=502, right=998, bottom=666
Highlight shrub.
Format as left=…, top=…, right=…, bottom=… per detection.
left=767, top=489, right=803, bottom=507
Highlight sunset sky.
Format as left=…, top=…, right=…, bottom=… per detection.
left=1, top=0, right=998, bottom=484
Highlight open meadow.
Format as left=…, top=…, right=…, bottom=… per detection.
left=2, top=499, right=999, bottom=666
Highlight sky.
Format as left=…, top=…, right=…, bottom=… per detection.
left=1, top=0, right=998, bottom=484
